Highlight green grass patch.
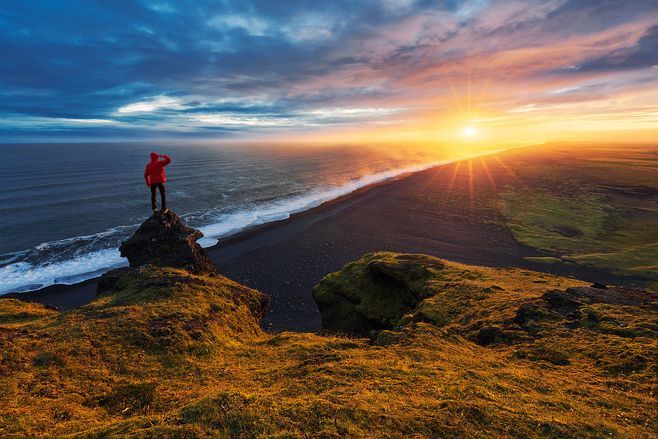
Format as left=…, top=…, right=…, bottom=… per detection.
left=500, top=186, right=658, bottom=281
left=564, top=243, right=658, bottom=280
left=496, top=145, right=658, bottom=283
left=499, top=189, right=614, bottom=254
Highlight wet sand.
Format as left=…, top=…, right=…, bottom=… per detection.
left=3, top=150, right=630, bottom=331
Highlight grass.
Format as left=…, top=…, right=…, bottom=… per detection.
left=496, top=144, right=658, bottom=283
left=1, top=255, right=656, bottom=438
left=564, top=243, right=658, bottom=279
left=498, top=190, right=614, bottom=253
left=0, top=299, right=58, bottom=325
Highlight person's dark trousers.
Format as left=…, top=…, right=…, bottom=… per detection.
left=150, top=183, right=166, bottom=211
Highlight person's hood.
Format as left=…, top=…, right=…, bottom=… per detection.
left=150, top=152, right=159, bottom=161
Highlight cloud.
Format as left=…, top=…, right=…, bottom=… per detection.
left=381, top=0, right=418, bottom=15
left=207, top=14, right=269, bottom=37
left=189, top=113, right=296, bottom=127
left=0, top=0, right=656, bottom=140
left=116, top=96, right=187, bottom=114
left=281, top=12, right=339, bottom=44
left=577, top=25, right=658, bottom=71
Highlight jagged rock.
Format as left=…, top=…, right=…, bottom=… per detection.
left=119, top=211, right=216, bottom=275
left=513, top=302, right=549, bottom=326
left=511, top=285, right=657, bottom=335
left=523, top=285, right=657, bottom=318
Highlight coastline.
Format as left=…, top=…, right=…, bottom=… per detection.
left=3, top=146, right=645, bottom=332
left=0, top=157, right=457, bottom=296
left=0, top=161, right=445, bottom=307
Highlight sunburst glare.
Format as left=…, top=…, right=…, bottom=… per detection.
left=462, top=126, right=478, bottom=137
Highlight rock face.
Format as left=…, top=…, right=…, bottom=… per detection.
left=119, top=210, right=216, bottom=275
left=313, top=253, right=441, bottom=335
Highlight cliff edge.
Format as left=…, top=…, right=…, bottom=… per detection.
left=0, top=245, right=655, bottom=436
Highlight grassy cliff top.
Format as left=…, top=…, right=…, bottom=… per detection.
left=1, top=255, right=656, bottom=438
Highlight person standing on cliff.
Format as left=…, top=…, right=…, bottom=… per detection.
left=144, top=152, right=171, bottom=214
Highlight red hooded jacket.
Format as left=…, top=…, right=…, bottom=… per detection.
left=144, top=152, right=171, bottom=186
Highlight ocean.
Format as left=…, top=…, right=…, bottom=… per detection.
left=0, top=142, right=451, bottom=294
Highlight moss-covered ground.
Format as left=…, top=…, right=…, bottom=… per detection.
left=495, top=144, right=658, bottom=286
left=1, top=254, right=655, bottom=438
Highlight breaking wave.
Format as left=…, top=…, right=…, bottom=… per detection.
left=0, top=160, right=450, bottom=294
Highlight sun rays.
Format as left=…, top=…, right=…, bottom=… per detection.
left=444, top=61, right=494, bottom=146
left=493, top=155, right=527, bottom=188
left=433, top=56, right=527, bottom=203
left=474, top=157, right=497, bottom=191
left=421, top=55, right=538, bottom=206
left=467, top=160, right=474, bottom=209
left=430, top=151, right=528, bottom=213
left=446, top=160, right=462, bottom=195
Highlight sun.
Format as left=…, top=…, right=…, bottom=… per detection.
left=462, top=125, right=478, bottom=137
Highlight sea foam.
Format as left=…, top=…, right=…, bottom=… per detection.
left=0, top=160, right=450, bottom=295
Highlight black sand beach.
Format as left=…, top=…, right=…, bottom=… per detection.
left=4, top=149, right=635, bottom=331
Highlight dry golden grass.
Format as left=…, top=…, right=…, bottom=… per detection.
left=0, top=255, right=656, bottom=438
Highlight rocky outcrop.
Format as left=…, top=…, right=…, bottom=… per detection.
left=313, top=253, right=441, bottom=335
left=119, top=210, right=216, bottom=275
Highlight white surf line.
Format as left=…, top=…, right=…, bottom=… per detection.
left=1, top=146, right=519, bottom=294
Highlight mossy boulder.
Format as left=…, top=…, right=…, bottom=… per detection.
left=313, top=253, right=443, bottom=334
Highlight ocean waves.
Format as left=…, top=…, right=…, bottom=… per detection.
left=0, top=156, right=449, bottom=295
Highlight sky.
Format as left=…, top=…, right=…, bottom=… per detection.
left=0, top=0, right=657, bottom=147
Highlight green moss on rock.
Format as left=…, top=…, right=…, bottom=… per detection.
left=313, top=253, right=444, bottom=334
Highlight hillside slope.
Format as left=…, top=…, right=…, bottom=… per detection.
left=1, top=252, right=655, bottom=438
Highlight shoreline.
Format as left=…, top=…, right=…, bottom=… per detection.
left=3, top=145, right=649, bottom=331
left=0, top=160, right=446, bottom=304
left=208, top=164, right=433, bottom=249
left=0, top=158, right=456, bottom=297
